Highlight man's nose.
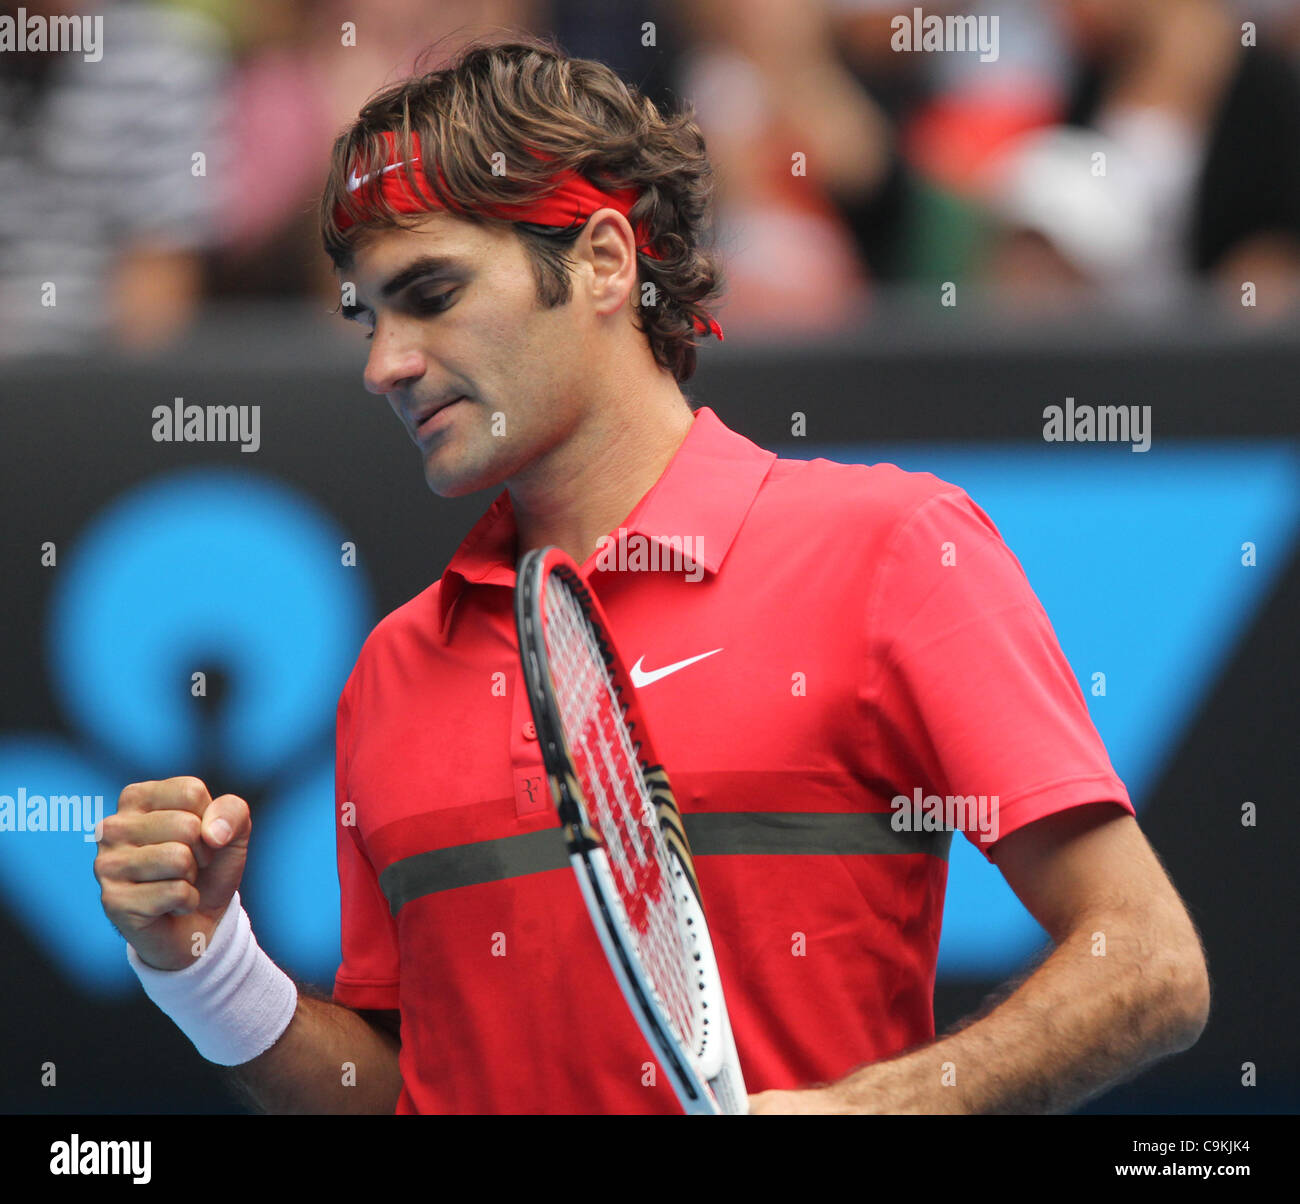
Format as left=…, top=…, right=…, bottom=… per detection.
left=363, top=321, right=426, bottom=396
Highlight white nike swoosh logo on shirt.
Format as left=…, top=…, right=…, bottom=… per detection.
left=629, top=648, right=723, bottom=688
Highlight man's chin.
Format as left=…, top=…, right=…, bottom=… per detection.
left=422, top=460, right=504, bottom=500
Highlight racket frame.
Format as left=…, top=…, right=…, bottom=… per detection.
left=514, top=546, right=747, bottom=1115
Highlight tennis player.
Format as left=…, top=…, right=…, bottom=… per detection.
left=95, top=36, right=1209, bottom=1114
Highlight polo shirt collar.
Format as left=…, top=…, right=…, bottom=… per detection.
left=436, top=406, right=776, bottom=633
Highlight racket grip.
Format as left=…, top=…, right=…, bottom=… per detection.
left=711, top=1023, right=749, bottom=1115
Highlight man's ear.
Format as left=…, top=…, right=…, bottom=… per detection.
left=581, top=207, right=640, bottom=321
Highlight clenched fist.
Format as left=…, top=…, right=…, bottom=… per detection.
left=94, top=776, right=250, bottom=971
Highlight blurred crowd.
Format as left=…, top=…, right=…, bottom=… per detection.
left=3, top=0, right=1300, bottom=358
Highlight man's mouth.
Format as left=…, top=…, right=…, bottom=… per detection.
left=413, top=396, right=468, bottom=441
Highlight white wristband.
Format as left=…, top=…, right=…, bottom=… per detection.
left=126, top=891, right=298, bottom=1066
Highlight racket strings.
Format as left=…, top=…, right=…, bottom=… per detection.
left=544, top=577, right=701, bottom=1051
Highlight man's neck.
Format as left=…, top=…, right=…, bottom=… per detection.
left=508, top=387, right=696, bottom=566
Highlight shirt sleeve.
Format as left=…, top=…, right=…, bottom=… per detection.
left=332, top=679, right=402, bottom=1009
left=864, top=485, right=1134, bottom=861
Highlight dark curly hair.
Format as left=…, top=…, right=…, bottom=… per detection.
left=319, top=34, right=724, bottom=383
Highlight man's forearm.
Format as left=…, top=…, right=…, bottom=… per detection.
left=814, top=912, right=1209, bottom=1114
left=222, top=989, right=402, bottom=1114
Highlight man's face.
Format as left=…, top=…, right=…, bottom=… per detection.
left=342, top=212, right=588, bottom=498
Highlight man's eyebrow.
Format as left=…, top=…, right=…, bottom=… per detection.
left=341, top=254, right=467, bottom=321
left=379, top=254, right=467, bottom=298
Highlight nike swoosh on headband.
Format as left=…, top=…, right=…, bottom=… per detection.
left=347, top=160, right=414, bottom=192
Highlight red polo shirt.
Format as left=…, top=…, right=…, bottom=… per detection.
left=331, top=406, right=1133, bottom=1113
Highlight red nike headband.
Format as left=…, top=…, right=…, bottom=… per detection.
left=333, top=131, right=723, bottom=341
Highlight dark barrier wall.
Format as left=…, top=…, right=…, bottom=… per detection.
left=2, top=305, right=1297, bottom=1113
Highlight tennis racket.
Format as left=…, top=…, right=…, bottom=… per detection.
left=514, top=545, right=747, bottom=1115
